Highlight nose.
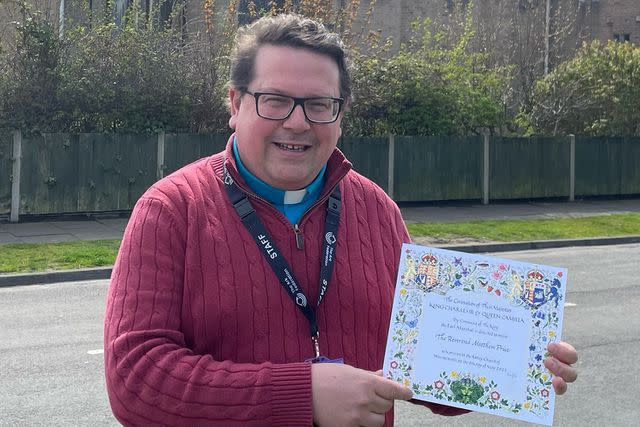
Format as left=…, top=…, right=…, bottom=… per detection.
left=282, top=104, right=311, bottom=132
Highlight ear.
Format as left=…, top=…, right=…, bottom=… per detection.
left=228, top=87, right=243, bottom=130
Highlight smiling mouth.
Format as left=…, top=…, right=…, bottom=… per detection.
left=274, top=142, right=309, bottom=152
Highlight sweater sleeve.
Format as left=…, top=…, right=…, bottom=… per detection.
left=104, top=196, right=313, bottom=427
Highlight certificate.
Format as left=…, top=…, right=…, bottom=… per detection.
left=383, top=243, right=567, bottom=426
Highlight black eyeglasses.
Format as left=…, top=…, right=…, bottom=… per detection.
left=243, top=89, right=344, bottom=124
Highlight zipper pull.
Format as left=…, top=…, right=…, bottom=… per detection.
left=294, top=224, right=304, bottom=250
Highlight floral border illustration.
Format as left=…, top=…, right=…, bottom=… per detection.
left=386, top=245, right=564, bottom=418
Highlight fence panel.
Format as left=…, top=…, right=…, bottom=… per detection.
left=3, top=132, right=639, bottom=218
left=76, top=134, right=157, bottom=212
left=0, top=131, right=12, bottom=215
left=164, top=134, right=228, bottom=176
left=575, top=137, right=640, bottom=196
left=490, top=137, right=570, bottom=200
left=19, top=133, right=81, bottom=214
left=338, top=136, right=389, bottom=191
left=20, top=133, right=157, bottom=214
left=393, top=136, right=483, bottom=202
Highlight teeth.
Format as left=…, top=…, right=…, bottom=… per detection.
left=277, top=143, right=306, bottom=152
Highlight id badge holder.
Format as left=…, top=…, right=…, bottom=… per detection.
left=306, top=355, right=344, bottom=364
left=306, top=334, right=344, bottom=364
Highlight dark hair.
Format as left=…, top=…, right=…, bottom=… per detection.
left=229, top=14, right=351, bottom=103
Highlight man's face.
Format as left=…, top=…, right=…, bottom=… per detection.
left=229, top=44, right=344, bottom=190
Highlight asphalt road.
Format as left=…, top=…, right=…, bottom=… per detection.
left=1, top=244, right=638, bottom=426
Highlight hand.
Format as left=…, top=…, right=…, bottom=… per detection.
left=544, top=341, right=578, bottom=395
left=311, top=363, right=412, bottom=427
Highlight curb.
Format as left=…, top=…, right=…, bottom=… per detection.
left=0, top=267, right=112, bottom=288
left=440, top=235, right=640, bottom=254
left=1, top=236, right=639, bottom=288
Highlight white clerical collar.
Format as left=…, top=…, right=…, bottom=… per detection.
left=283, top=189, right=307, bottom=204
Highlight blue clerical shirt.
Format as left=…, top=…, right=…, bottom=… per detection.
left=232, top=138, right=325, bottom=224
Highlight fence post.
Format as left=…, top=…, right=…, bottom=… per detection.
left=387, top=133, right=395, bottom=199
left=10, top=130, right=22, bottom=222
left=157, top=131, right=165, bottom=181
left=569, top=134, right=575, bottom=201
left=483, top=133, right=490, bottom=205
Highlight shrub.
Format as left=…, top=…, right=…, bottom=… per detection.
left=518, top=40, right=640, bottom=136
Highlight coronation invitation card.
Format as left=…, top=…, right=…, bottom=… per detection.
left=384, top=243, right=568, bottom=426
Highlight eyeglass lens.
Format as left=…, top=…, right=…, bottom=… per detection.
left=257, top=94, right=339, bottom=122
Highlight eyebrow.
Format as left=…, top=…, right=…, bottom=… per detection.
left=254, top=88, right=338, bottom=98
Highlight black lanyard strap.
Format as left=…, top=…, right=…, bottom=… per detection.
left=223, top=166, right=341, bottom=356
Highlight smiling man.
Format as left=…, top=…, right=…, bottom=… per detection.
left=104, top=14, right=578, bottom=427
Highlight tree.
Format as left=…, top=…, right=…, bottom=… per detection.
left=344, top=9, right=510, bottom=136
left=519, top=40, right=640, bottom=136
left=0, top=6, right=62, bottom=132
left=466, top=0, right=585, bottom=124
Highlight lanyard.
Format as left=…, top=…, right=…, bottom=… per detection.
left=223, top=165, right=341, bottom=358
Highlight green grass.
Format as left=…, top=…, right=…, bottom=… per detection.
left=1, top=213, right=639, bottom=274
left=407, top=213, right=640, bottom=241
left=0, top=239, right=121, bottom=273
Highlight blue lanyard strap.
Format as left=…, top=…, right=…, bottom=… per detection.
left=223, top=165, right=341, bottom=356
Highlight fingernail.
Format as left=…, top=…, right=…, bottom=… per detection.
left=548, top=342, right=557, bottom=354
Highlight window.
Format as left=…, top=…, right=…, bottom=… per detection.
left=613, top=33, right=631, bottom=42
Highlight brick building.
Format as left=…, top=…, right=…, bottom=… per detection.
left=3, top=0, right=639, bottom=46
left=2, top=0, right=639, bottom=67
left=579, top=0, right=640, bottom=45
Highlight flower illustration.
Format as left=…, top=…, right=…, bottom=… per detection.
left=492, top=271, right=502, bottom=280
left=499, top=264, right=507, bottom=271
left=548, top=331, right=556, bottom=338
left=403, top=379, right=411, bottom=387
left=542, top=374, right=549, bottom=381
left=490, top=391, right=500, bottom=400
left=451, top=371, right=459, bottom=378
left=495, top=289, right=501, bottom=296
left=400, top=288, right=407, bottom=296
left=390, top=361, right=398, bottom=369
left=478, top=376, right=486, bottom=384
left=541, top=389, right=549, bottom=397
left=434, top=380, right=444, bottom=389
left=529, top=344, right=536, bottom=352
left=535, top=354, right=543, bottom=362
left=524, top=402, right=531, bottom=409
left=557, top=272, right=563, bottom=277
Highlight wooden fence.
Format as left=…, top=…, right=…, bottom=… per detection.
left=1, top=131, right=639, bottom=221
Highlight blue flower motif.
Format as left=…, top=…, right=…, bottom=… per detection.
left=535, top=354, right=543, bottom=362
left=529, top=344, right=536, bottom=352
left=405, top=319, right=418, bottom=328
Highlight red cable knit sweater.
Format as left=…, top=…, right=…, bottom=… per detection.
left=104, top=137, right=463, bottom=426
